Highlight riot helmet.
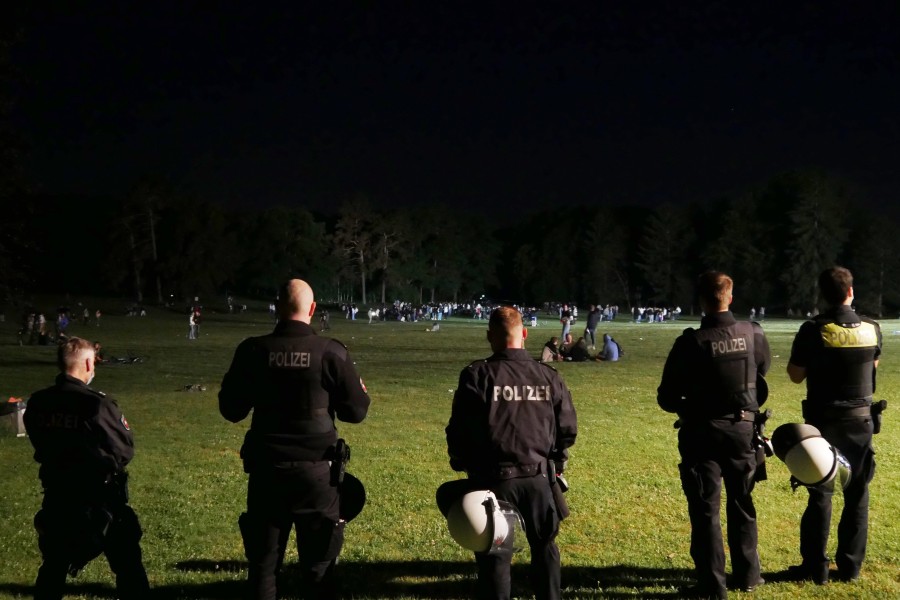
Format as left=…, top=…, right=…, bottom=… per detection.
left=772, top=423, right=852, bottom=491
left=446, top=489, right=526, bottom=555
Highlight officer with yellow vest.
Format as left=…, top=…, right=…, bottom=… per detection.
left=786, top=266, right=883, bottom=584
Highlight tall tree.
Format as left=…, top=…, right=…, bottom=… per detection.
left=334, top=198, right=373, bottom=304
left=234, top=206, right=329, bottom=295
left=155, top=198, right=239, bottom=300
left=780, top=172, right=849, bottom=312
left=124, top=180, right=174, bottom=303
left=702, top=192, right=777, bottom=310
left=370, top=210, right=409, bottom=304
left=844, top=214, right=899, bottom=318
left=636, top=204, right=694, bottom=306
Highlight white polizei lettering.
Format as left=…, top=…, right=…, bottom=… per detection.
left=711, top=337, right=748, bottom=357
left=269, top=351, right=312, bottom=368
left=491, top=385, right=552, bottom=402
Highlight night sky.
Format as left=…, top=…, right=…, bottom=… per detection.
left=10, top=3, right=900, bottom=215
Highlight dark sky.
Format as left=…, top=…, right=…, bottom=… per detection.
left=10, top=3, right=900, bottom=214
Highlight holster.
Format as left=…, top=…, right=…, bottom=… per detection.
left=753, top=445, right=768, bottom=482
left=872, top=399, right=887, bottom=434
left=329, top=439, right=350, bottom=486
left=547, top=458, right=570, bottom=520
left=750, top=410, right=773, bottom=482
left=106, top=471, right=129, bottom=505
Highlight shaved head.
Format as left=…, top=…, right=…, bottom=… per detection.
left=277, top=279, right=316, bottom=323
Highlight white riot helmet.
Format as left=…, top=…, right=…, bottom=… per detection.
left=446, top=490, right=526, bottom=555
left=771, top=423, right=852, bottom=491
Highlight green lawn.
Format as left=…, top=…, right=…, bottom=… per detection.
left=0, top=304, right=898, bottom=599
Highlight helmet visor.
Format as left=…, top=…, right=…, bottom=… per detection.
left=487, top=500, right=527, bottom=555
left=818, top=447, right=852, bottom=493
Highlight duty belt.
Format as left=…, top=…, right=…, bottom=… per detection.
left=713, top=410, right=757, bottom=422
left=813, top=405, right=872, bottom=420
left=471, top=462, right=545, bottom=480
left=676, top=411, right=756, bottom=428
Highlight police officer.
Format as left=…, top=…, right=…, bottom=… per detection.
left=24, top=337, right=149, bottom=600
left=445, top=306, right=577, bottom=600
left=786, top=266, right=882, bottom=584
left=657, top=272, right=770, bottom=599
left=219, top=279, right=370, bottom=600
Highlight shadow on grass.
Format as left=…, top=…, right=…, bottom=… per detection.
left=0, top=561, right=697, bottom=599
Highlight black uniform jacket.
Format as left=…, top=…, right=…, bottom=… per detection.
left=219, top=320, right=370, bottom=467
left=658, top=311, right=771, bottom=419
left=446, top=348, right=577, bottom=478
left=789, top=305, right=882, bottom=408
left=25, top=374, right=134, bottom=491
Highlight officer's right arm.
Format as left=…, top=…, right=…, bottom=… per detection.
left=219, top=341, right=256, bottom=423
left=657, top=335, right=690, bottom=413
left=786, top=322, right=815, bottom=384
left=446, top=369, right=483, bottom=471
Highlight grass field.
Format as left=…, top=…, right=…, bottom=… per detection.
left=0, top=303, right=898, bottom=599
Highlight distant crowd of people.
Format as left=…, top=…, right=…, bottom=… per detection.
left=17, top=305, right=104, bottom=346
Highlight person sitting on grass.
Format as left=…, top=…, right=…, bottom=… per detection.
left=562, top=336, right=592, bottom=362
left=541, top=337, right=564, bottom=363
left=595, top=334, right=620, bottom=362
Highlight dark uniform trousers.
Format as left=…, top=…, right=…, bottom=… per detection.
left=800, top=416, right=875, bottom=580
left=34, top=495, right=148, bottom=600
left=678, top=419, right=759, bottom=596
left=241, top=461, right=344, bottom=600
left=471, top=475, right=561, bottom=600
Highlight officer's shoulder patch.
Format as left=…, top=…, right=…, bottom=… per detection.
left=326, top=337, right=350, bottom=351
left=120, top=414, right=130, bottom=431
left=537, top=361, right=559, bottom=373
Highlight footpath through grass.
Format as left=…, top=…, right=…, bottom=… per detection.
left=0, top=304, right=898, bottom=599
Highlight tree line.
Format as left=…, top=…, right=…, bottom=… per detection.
left=3, top=169, right=899, bottom=318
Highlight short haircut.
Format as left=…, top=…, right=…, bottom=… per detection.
left=489, top=306, right=523, bottom=336
left=818, top=266, right=853, bottom=306
left=696, top=271, right=733, bottom=310
left=58, top=337, right=94, bottom=371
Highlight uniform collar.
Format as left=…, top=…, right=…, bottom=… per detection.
left=491, top=348, right=533, bottom=361
left=825, top=304, right=861, bottom=326
left=55, top=373, right=89, bottom=388
left=273, top=319, right=316, bottom=336
left=700, top=310, right=736, bottom=328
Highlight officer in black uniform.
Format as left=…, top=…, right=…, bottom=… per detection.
left=786, top=266, right=882, bottom=584
left=657, top=272, right=770, bottom=599
left=219, top=279, right=370, bottom=600
left=24, top=337, right=149, bottom=600
left=445, top=306, right=577, bottom=600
